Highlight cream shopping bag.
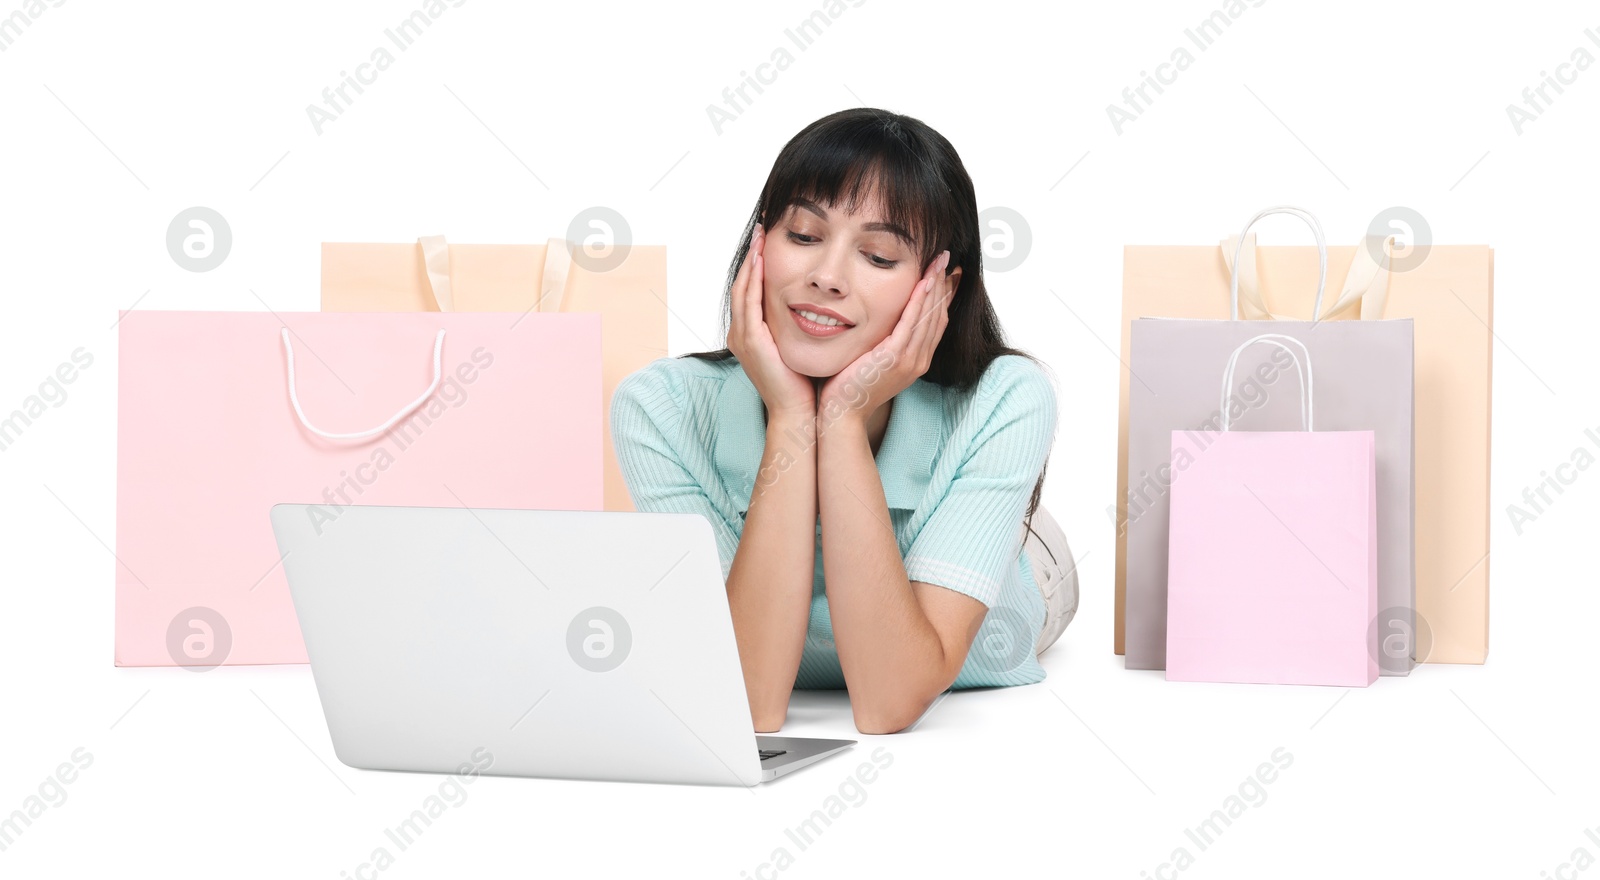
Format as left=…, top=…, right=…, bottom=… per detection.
left=322, top=236, right=668, bottom=513
left=1114, top=215, right=1492, bottom=665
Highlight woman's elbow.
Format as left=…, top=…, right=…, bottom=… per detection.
left=749, top=692, right=791, bottom=733
left=753, top=710, right=786, bottom=733
left=851, top=695, right=932, bottom=735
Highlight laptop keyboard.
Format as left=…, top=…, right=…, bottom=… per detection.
left=758, top=749, right=787, bottom=761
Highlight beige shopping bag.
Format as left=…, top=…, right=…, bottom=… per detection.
left=1114, top=223, right=1492, bottom=665
left=322, top=236, right=668, bottom=512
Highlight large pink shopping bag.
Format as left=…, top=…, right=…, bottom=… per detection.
left=1165, top=334, right=1378, bottom=687
left=115, top=310, right=603, bottom=667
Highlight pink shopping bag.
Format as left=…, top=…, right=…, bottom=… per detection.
left=115, top=310, right=603, bottom=667
left=1165, top=333, right=1378, bottom=687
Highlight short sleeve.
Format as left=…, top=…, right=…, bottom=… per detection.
left=610, top=361, right=743, bottom=581
left=903, top=357, right=1059, bottom=607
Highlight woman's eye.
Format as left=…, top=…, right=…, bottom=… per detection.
left=786, top=231, right=897, bottom=269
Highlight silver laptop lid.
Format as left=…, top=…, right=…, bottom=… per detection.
left=269, top=503, right=763, bottom=787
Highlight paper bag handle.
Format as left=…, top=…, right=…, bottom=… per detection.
left=1327, top=234, right=1394, bottom=321
left=415, top=236, right=576, bottom=313
left=281, top=328, right=447, bottom=441
left=1225, top=206, right=1328, bottom=322
left=538, top=238, right=574, bottom=312
left=1220, top=333, right=1313, bottom=432
left=1223, top=209, right=1396, bottom=322
left=418, top=236, right=456, bottom=312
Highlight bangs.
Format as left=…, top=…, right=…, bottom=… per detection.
left=761, top=124, right=951, bottom=267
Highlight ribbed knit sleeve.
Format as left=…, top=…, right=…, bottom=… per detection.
left=903, top=356, right=1059, bottom=608
left=609, top=359, right=743, bottom=581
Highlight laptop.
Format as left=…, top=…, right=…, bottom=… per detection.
left=268, top=502, right=855, bottom=786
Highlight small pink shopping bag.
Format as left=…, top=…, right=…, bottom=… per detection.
left=1165, top=334, right=1378, bottom=686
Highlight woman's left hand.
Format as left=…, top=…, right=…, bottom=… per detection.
left=817, top=250, right=954, bottom=428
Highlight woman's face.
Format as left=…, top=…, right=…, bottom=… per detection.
left=761, top=191, right=924, bottom=378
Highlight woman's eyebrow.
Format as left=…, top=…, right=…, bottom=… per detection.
left=791, top=196, right=915, bottom=246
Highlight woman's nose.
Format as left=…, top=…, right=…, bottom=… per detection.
left=807, top=244, right=849, bottom=295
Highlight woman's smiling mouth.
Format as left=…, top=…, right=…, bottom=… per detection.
left=789, top=306, right=854, bottom=337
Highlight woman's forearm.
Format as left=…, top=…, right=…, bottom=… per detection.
left=816, top=416, right=950, bottom=733
left=725, top=411, right=818, bottom=732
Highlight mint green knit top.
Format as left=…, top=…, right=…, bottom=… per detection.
left=609, top=353, right=1059, bottom=689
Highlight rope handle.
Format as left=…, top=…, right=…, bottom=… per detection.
left=1219, top=333, right=1313, bottom=432
left=1227, top=206, right=1329, bottom=322
left=281, top=327, right=446, bottom=441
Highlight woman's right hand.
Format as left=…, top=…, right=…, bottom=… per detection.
left=728, top=222, right=816, bottom=419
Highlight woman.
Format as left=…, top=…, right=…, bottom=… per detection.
left=610, top=108, right=1062, bottom=735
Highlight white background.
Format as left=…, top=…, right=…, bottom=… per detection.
left=2, top=0, right=1595, bottom=877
